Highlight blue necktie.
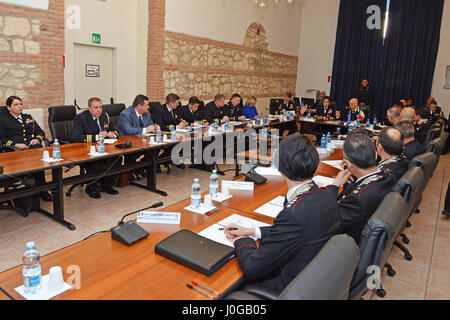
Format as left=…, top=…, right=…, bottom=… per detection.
left=138, top=116, right=144, bottom=128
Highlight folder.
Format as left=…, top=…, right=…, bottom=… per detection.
left=154, top=229, right=235, bottom=276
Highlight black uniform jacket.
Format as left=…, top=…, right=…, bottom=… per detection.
left=176, top=105, right=203, bottom=125
left=203, top=101, right=227, bottom=124
left=72, top=110, right=119, bottom=143
left=328, top=171, right=396, bottom=244
left=316, top=105, right=337, bottom=119
left=223, top=102, right=243, bottom=120
left=377, top=156, right=410, bottom=182
left=233, top=182, right=342, bottom=293
left=0, top=112, right=45, bottom=147
left=153, top=104, right=181, bottom=132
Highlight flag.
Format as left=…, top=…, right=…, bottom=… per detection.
left=346, top=109, right=352, bottom=125
left=359, top=109, right=365, bottom=122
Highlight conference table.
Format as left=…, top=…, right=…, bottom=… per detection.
left=0, top=143, right=343, bottom=300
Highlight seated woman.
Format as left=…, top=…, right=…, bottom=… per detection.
left=224, top=134, right=342, bottom=296
left=241, top=96, right=259, bottom=120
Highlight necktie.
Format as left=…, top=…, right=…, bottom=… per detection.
left=17, top=116, right=22, bottom=123
left=138, top=116, right=144, bottom=128
left=96, top=118, right=102, bottom=132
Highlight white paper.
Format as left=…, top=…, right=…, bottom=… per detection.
left=211, top=193, right=233, bottom=203
left=103, top=139, right=117, bottom=144
left=254, top=196, right=285, bottom=218
left=184, top=203, right=217, bottom=215
left=254, top=167, right=281, bottom=176
left=198, top=214, right=271, bottom=247
left=222, top=181, right=254, bottom=191
left=141, top=133, right=156, bottom=137
left=41, top=158, right=63, bottom=163
left=15, top=274, right=71, bottom=300
left=321, top=160, right=344, bottom=171
left=312, top=175, right=335, bottom=187
left=137, top=211, right=180, bottom=225
left=175, top=129, right=191, bottom=133
left=88, top=152, right=109, bottom=157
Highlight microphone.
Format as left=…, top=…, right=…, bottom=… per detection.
left=119, top=202, right=164, bottom=224
left=149, top=201, right=163, bottom=209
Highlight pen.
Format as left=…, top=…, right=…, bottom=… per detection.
left=218, top=227, right=238, bottom=231
left=186, top=283, right=214, bottom=299
left=191, top=281, right=219, bottom=296
left=206, top=208, right=218, bottom=216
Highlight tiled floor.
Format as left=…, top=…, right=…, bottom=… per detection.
left=0, top=155, right=449, bottom=300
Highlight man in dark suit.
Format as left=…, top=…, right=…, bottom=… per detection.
left=176, top=96, right=203, bottom=126
left=72, top=97, right=121, bottom=199
left=0, top=95, right=52, bottom=203
left=117, top=94, right=158, bottom=136
left=337, top=98, right=369, bottom=123
left=429, top=100, right=444, bottom=124
left=223, top=93, right=246, bottom=121
left=375, top=127, right=409, bottom=182
left=224, top=134, right=341, bottom=295
left=395, top=121, right=423, bottom=160
left=316, top=96, right=337, bottom=120
left=203, top=94, right=228, bottom=124
left=153, top=93, right=186, bottom=131
left=328, top=133, right=396, bottom=243
left=414, top=106, right=431, bottom=145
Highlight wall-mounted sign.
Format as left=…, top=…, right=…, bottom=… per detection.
left=445, top=65, right=450, bottom=89
left=86, top=64, right=100, bottom=78
left=0, top=0, right=49, bottom=10
left=92, top=33, right=101, bottom=45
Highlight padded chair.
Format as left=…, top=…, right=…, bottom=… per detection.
left=149, top=102, right=161, bottom=121
left=102, top=103, right=125, bottom=128
left=226, top=234, right=360, bottom=300
left=423, top=127, right=441, bottom=148
left=293, top=97, right=301, bottom=107
left=349, top=192, right=409, bottom=299
left=426, top=137, right=446, bottom=158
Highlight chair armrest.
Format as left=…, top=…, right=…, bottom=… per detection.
left=241, top=286, right=280, bottom=300
left=225, top=291, right=264, bottom=300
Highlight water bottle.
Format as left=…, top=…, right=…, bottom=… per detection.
left=307, top=112, right=311, bottom=119
left=224, top=120, right=229, bottom=132
left=22, top=241, right=42, bottom=294
left=156, top=127, right=162, bottom=143
left=271, top=148, right=278, bottom=169
left=256, top=116, right=260, bottom=126
left=366, top=119, right=371, bottom=128
left=97, top=133, right=105, bottom=154
left=170, top=126, right=176, bottom=141
left=373, top=115, right=378, bottom=125
left=356, top=118, right=360, bottom=127
left=326, top=132, right=331, bottom=145
left=214, top=120, right=218, bottom=133
left=191, top=178, right=201, bottom=209
left=209, top=170, right=219, bottom=198
left=52, top=139, right=60, bottom=160
left=320, top=135, right=326, bottom=149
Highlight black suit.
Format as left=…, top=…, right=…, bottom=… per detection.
left=203, top=101, right=226, bottom=124
left=403, top=140, right=424, bottom=160
left=223, top=102, right=243, bottom=121
left=328, top=171, right=396, bottom=244
left=234, top=182, right=341, bottom=295
left=72, top=110, right=121, bottom=188
left=176, top=105, right=202, bottom=125
left=429, top=106, right=444, bottom=124
left=153, top=104, right=181, bottom=132
left=414, top=120, right=431, bottom=144
left=316, top=106, right=337, bottom=119
left=269, top=100, right=295, bottom=115
left=377, top=156, right=410, bottom=182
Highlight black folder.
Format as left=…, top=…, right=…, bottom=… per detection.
left=154, top=229, right=235, bottom=276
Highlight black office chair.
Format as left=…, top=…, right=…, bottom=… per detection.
left=293, top=97, right=301, bottom=108
left=349, top=192, right=409, bottom=299
left=149, top=102, right=161, bottom=121
left=426, top=137, right=446, bottom=157
left=48, top=106, right=85, bottom=197
left=102, top=103, right=125, bottom=128
left=423, top=127, right=441, bottom=148
left=226, top=235, right=359, bottom=300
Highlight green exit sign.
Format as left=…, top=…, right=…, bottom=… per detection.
left=92, top=33, right=101, bottom=45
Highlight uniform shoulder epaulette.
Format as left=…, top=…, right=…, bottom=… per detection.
left=353, top=174, right=384, bottom=197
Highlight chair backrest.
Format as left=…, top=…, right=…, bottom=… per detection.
left=410, top=152, right=438, bottom=186
left=392, top=166, right=424, bottom=221
left=48, top=105, right=77, bottom=144
left=149, top=102, right=161, bottom=119
left=102, top=103, right=125, bottom=128
left=0, top=106, right=7, bottom=114
left=426, top=137, right=445, bottom=157
left=349, top=192, right=408, bottom=299
left=293, top=97, right=301, bottom=107
left=301, top=97, right=315, bottom=107
left=423, top=127, right=441, bottom=147
left=279, top=234, right=359, bottom=300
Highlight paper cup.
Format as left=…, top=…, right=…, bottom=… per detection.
left=43, top=150, right=50, bottom=160
left=149, top=136, right=155, bottom=144
left=222, top=185, right=229, bottom=197
left=90, top=146, right=96, bottom=154
left=204, top=195, right=213, bottom=208
left=48, top=266, right=64, bottom=292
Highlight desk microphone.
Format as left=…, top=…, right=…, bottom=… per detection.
left=111, top=202, right=164, bottom=246
left=115, top=137, right=132, bottom=149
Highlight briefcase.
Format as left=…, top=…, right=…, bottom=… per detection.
left=154, top=229, right=235, bottom=276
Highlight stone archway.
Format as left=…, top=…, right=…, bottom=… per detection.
left=243, top=22, right=268, bottom=51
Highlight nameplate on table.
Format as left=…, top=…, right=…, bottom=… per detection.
left=137, top=211, right=181, bottom=225
left=222, top=181, right=254, bottom=191
left=41, top=158, right=63, bottom=163
left=88, top=152, right=109, bottom=157
left=103, top=139, right=117, bottom=144
left=254, top=196, right=285, bottom=218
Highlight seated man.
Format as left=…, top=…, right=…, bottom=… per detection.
left=0, top=95, right=52, bottom=203
left=223, top=93, right=246, bottom=121
left=224, top=134, right=341, bottom=295
left=153, top=93, right=186, bottom=131
left=278, top=92, right=297, bottom=136
left=336, top=98, right=368, bottom=122
left=72, top=97, right=121, bottom=199
left=400, top=107, right=416, bottom=122
left=376, top=127, right=409, bottom=182
left=429, top=100, right=444, bottom=124
left=316, top=96, right=336, bottom=120
left=176, top=96, right=203, bottom=126
left=395, top=120, right=424, bottom=160
left=118, top=94, right=158, bottom=136
left=203, top=94, right=229, bottom=124
left=382, top=105, right=402, bottom=126
left=414, top=106, right=431, bottom=145
left=329, top=133, right=396, bottom=243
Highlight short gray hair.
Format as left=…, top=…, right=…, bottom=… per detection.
left=395, top=120, right=415, bottom=139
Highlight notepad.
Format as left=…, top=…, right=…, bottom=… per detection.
left=198, top=214, right=271, bottom=248
left=88, top=152, right=109, bottom=157
left=41, top=158, right=63, bottom=163
left=254, top=166, right=281, bottom=176
left=184, top=204, right=217, bottom=215
left=254, top=196, right=285, bottom=218
left=312, top=175, right=335, bottom=187
left=321, top=160, right=344, bottom=171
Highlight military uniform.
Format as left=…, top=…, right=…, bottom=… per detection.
left=414, top=119, right=430, bottom=144
left=429, top=106, right=444, bottom=124
left=328, top=171, right=396, bottom=244
left=377, top=156, right=410, bottom=182
left=340, top=106, right=369, bottom=122
left=357, top=86, right=374, bottom=107
left=223, top=102, right=243, bottom=121
left=233, top=182, right=342, bottom=295
left=403, top=140, right=424, bottom=160
left=0, top=113, right=45, bottom=148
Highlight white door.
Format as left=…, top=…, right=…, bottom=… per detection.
left=73, top=44, right=115, bottom=109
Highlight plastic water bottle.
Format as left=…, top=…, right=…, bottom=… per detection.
left=320, top=135, right=326, bottom=149
left=214, top=120, right=218, bottom=133
left=224, top=119, right=229, bottom=132
left=209, top=170, right=219, bottom=198
left=191, top=178, right=201, bottom=209
left=366, top=119, right=371, bottom=128
left=256, top=116, right=260, bottom=126
left=373, top=115, right=378, bottom=125
left=271, top=148, right=278, bottom=169
left=307, top=112, right=311, bottom=119
left=97, top=133, right=105, bottom=154
left=52, top=139, right=60, bottom=160
left=170, top=126, right=176, bottom=141
left=356, top=118, right=360, bottom=126
left=156, top=127, right=162, bottom=143
left=22, top=241, right=42, bottom=294
left=326, top=132, right=331, bottom=145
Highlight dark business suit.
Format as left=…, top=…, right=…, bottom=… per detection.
left=234, top=182, right=341, bottom=295
left=72, top=110, right=121, bottom=188
left=328, top=171, right=396, bottom=244
left=203, top=101, right=226, bottom=124
left=429, top=106, right=444, bottom=124
left=153, top=104, right=181, bottom=132
left=223, top=102, right=243, bottom=121
left=176, top=105, right=202, bottom=125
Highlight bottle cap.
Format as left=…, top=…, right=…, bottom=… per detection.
left=212, top=170, right=217, bottom=174
left=26, top=241, right=35, bottom=249
left=194, top=178, right=199, bottom=183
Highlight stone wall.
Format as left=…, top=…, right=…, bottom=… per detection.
left=163, top=24, right=298, bottom=101
left=0, top=0, right=65, bottom=132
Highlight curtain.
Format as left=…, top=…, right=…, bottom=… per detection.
left=330, top=0, right=444, bottom=121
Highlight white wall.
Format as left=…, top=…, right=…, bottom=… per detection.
left=296, top=0, right=339, bottom=99
left=164, top=0, right=302, bottom=57
left=64, top=0, right=145, bottom=108
left=431, top=0, right=450, bottom=116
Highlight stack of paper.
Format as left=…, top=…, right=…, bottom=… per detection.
left=184, top=204, right=217, bottom=215
left=254, top=167, right=281, bottom=176
left=321, top=160, right=344, bottom=171
left=254, top=196, right=285, bottom=218
left=103, top=139, right=117, bottom=144
left=198, top=214, right=271, bottom=247
left=312, top=175, right=335, bottom=187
